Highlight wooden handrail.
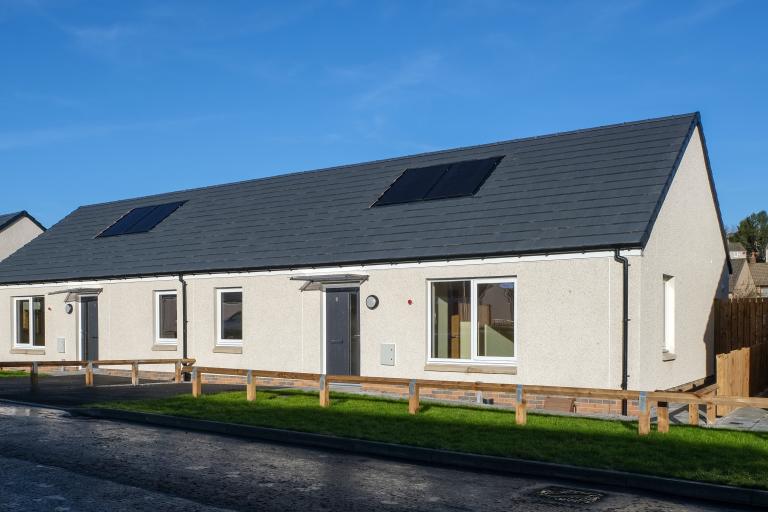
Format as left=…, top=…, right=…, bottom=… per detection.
left=0, top=358, right=195, bottom=390
left=187, top=366, right=768, bottom=435
left=0, top=358, right=195, bottom=368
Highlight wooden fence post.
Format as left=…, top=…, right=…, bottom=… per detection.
left=515, top=385, right=527, bottom=425
left=319, top=375, right=330, bottom=407
left=131, top=362, right=139, bottom=386
left=688, top=403, right=699, bottom=426
left=174, top=361, right=182, bottom=383
left=706, top=401, right=716, bottom=425
left=246, top=370, right=256, bottom=401
left=408, top=380, right=420, bottom=414
left=85, top=362, right=94, bottom=387
left=638, top=392, right=650, bottom=435
left=191, top=368, right=201, bottom=397
left=657, top=401, right=669, bottom=433
left=30, top=362, right=39, bottom=392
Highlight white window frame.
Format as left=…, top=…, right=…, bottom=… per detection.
left=13, top=296, right=45, bottom=348
left=154, top=291, right=178, bottom=345
left=426, top=277, right=517, bottom=365
left=216, top=287, right=243, bottom=347
left=663, top=275, right=675, bottom=354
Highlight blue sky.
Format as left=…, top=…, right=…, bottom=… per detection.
left=0, top=0, right=765, bottom=229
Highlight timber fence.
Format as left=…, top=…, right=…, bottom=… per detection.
left=189, top=366, right=768, bottom=437
left=0, top=358, right=195, bottom=389
left=714, top=298, right=768, bottom=353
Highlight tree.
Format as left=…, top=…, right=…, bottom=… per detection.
left=730, top=210, right=768, bottom=262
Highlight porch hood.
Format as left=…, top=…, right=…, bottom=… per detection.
left=48, top=287, right=103, bottom=302
left=290, top=274, right=368, bottom=291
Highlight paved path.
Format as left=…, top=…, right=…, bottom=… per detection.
left=0, top=402, right=750, bottom=511
left=715, top=407, right=768, bottom=431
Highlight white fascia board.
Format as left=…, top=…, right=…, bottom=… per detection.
left=0, top=249, right=642, bottom=289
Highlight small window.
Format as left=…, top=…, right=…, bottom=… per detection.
left=155, top=291, right=178, bottom=344
left=217, top=289, right=243, bottom=346
left=663, top=275, right=675, bottom=354
left=373, top=156, right=503, bottom=207
left=430, top=278, right=516, bottom=363
left=98, top=201, right=185, bottom=238
left=14, top=297, right=45, bottom=348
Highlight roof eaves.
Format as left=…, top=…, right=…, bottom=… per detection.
left=637, top=112, right=732, bottom=274
left=0, top=211, right=46, bottom=233
left=0, top=242, right=642, bottom=287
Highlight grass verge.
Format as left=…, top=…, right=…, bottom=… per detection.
left=0, top=370, right=33, bottom=378
left=96, top=389, right=768, bottom=489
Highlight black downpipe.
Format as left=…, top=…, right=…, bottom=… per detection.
left=613, top=249, right=630, bottom=416
left=179, top=273, right=190, bottom=382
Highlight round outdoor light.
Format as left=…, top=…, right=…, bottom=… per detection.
left=65, top=304, right=74, bottom=315
left=365, top=295, right=379, bottom=310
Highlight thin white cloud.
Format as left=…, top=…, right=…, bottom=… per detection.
left=354, top=51, right=442, bottom=108
left=0, top=115, right=222, bottom=152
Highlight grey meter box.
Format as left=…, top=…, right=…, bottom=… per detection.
left=380, top=344, right=395, bottom=366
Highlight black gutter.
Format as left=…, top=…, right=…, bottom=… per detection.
left=0, top=243, right=641, bottom=287
left=613, top=249, right=630, bottom=416
left=178, top=273, right=189, bottom=381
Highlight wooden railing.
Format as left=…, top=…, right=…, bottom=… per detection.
left=0, top=358, right=195, bottom=389
left=189, top=366, right=768, bottom=436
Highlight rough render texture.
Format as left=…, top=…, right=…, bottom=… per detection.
left=0, top=129, right=727, bottom=392
left=629, top=127, right=728, bottom=391
left=0, top=217, right=43, bottom=262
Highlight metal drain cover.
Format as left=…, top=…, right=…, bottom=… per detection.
left=535, top=486, right=604, bottom=505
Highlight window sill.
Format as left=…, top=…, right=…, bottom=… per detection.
left=11, top=348, right=45, bottom=355
left=662, top=352, right=677, bottom=362
left=214, top=345, right=243, bottom=354
left=424, top=363, right=517, bottom=375
left=152, top=344, right=178, bottom=352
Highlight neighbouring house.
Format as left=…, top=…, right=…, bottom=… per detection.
left=729, top=259, right=758, bottom=298
left=748, top=263, right=768, bottom=298
left=728, top=241, right=747, bottom=260
left=0, top=211, right=45, bottom=263
left=0, top=113, right=730, bottom=392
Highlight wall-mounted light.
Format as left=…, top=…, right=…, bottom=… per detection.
left=65, top=304, right=74, bottom=315
left=365, top=295, right=379, bottom=310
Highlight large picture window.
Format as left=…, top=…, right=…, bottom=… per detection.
left=217, top=288, right=243, bottom=346
left=430, top=278, right=516, bottom=363
left=155, top=291, right=178, bottom=344
left=13, top=297, right=45, bottom=348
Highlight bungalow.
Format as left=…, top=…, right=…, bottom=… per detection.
left=0, top=113, right=730, bottom=392
left=0, top=211, right=45, bottom=263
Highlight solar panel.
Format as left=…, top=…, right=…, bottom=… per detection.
left=373, top=156, right=503, bottom=207
left=98, top=201, right=185, bottom=238
left=425, top=156, right=503, bottom=200
left=373, top=164, right=447, bottom=206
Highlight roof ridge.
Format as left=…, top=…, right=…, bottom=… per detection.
left=78, top=112, right=699, bottom=210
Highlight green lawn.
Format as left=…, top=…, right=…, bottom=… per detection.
left=97, top=389, right=768, bottom=489
left=0, top=370, right=31, bottom=378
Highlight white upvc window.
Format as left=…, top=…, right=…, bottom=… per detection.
left=663, top=275, right=676, bottom=354
left=216, top=288, right=243, bottom=346
left=155, top=291, right=178, bottom=345
left=13, top=296, right=46, bottom=348
left=427, top=277, right=517, bottom=364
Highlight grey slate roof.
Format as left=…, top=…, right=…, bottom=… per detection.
left=749, top=263, right=768, bottom=287
left=0, top=211, right=45, bottom=233
left=0, top=113, right=722, bottom=284
left=729, top=259, right=749, bottom=292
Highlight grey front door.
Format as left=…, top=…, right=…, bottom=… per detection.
left=325, top=288, right=360, bottom=375
left=81, top=296, right=99, bottom=361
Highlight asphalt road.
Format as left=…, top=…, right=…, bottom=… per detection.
left=0, top=402, right=747, bottom=512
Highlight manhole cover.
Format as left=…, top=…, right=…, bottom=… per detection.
left=535, top=486, right=604, bottom=505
